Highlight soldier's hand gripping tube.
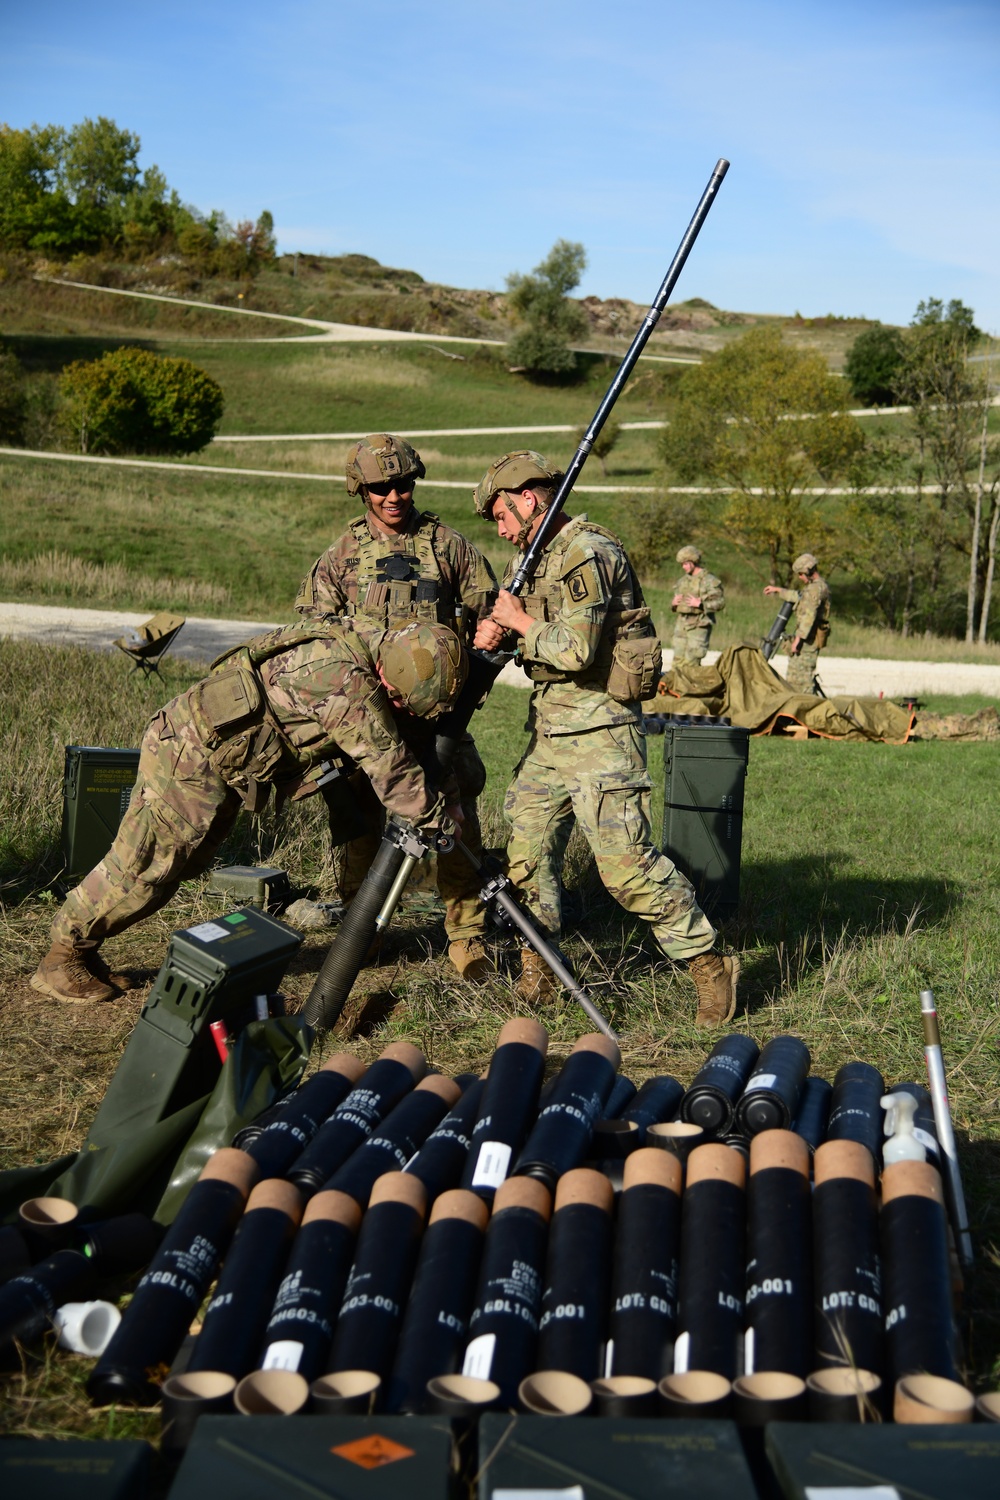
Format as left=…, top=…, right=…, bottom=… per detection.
left=734, top=1035, right=811, bottom=1137
left=459, top=838, right=618, bottom=1040
left=811, top=1140, right=883, bottom=1381
left=531, top=1169, right=615, bottom=1388
left=607, top=1148, right=683, bottom=1380
left=88, top=1149, right=258, bottom=1406
left=461, top=1176, right=551, bottom=1407
left=386, top=1189, right=489, bottom=1413
left=744, top=1131, right=813, bottom=1378
left=302, top=821, right=431, bottom=1030
left=681, top=1035, right=760, bottom=1137
left=242, top=1053, right=365, bottom=1179
left=921, top=989, right=973, bottom=1267
left=761, top=598, right=795, bottom=660
left=514, top=1034, right=622, bottom=1190
left=674, top=1143, right=746, bottom=1380
left=880, top=1159, right=959, bottom=1384
left=404, top=1077, right=486, bottom=1203
left=286, top=1041, right=425, bottom=1194
left=618, top=1075, right=684, bottom=1144
left=187, top=1180, right=303, bottom=1380
left=460, top=1019, right=548, bottom=1203
left=323, top=1075, right=461, bottom=1207
left=324, top=1172, right=427, bottom=1401
left=257, top=1190, right=361, bottom=1382
left=826, top=1061, right=886, bottom=1166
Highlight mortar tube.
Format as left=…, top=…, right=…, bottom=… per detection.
left=734, top=1035, right=811, bottom=1136
left=519, top=1370, right=593, bottom=1416
left=603, top=1074, right=637, bottom=1120
left=186, top=1179, right=303, bottom=1380
left=920, top=989, right=974, bottom=1267
left=461, top=1019, right=548, bottom=1203
left=234, top=1368, right=309, bottom=1415
left=619, top=1075, right=685, bottom=1144
left=607, top=1148, right=682, bottom=1380
left=732, top=1370, right=808, bottom=1425
left=87, top=1148, right=258, bottom=1406
left=591, top=1374, right=657, bottom=1417
left=894, top=1372, right=974, bottom=1424
left=790, top=1076, right=833, bottom=1156
left=744, top=1131, right=813, bottom=1379
left=658, top=1370, right=732, bottom=1418
left=426, top=1372, right=501, bottom=1416
left=589, top=1120, right=640, bottom=1192
left=404, top=1078, right=486, bottom=1204
left=257, top=1189, right=361, bottom=1382
left=812, top=1140, right=883, bottom=1378
left=827, top=1061, right=886, bottom=1166
left=244, top=1053, right=365, bottom=1179
left=806, top=1367, right=883, bottom=1423
left=79, top=1213, right=165, bottom=1278
left=310, top=1369, right=380, bottom=1414
left=324, top=1075, right=461, bottom=1208
left=18, top=1197, right=80, bottom=1256
left=386, top=1189, right=489, bottom=1413
left=461, top=1175, right=551, bottom=1407
left=889, top=1082, right=940, bottom=1168
left=674, top=1144, right=746, bottom=1380
left=325, top=1172, right=427, bottom=1397
left=160, top=1371, right=236, bottom=1457
left=0, top=1249, right=97, bottom=1353
left=681, top=1035, right=761, bottom=1137
left=287, top=1042, right=426, bottom=1194
left=514, top=1035, right=622, bottom=1189
left=647, top=1121, right=705, bottom=1166
left=535, top=1169, right=615, bottom=1382
left=880, top=1159, right=958, bottom=1384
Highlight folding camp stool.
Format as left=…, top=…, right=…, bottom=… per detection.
left=114, top=612, right=186, bottom=679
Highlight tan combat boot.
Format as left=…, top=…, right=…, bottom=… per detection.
left=448, top=937, right=492, bottom=983
left=84, top=948, right=133, bottom=992
left=689, top=950, right=740, bottom=1028
left=515, top=948, right=555, bottom=1007
left=30, top=938, right=117, bottom=1003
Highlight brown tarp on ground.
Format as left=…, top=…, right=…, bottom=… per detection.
left=650, top=644, right=916, bottom=743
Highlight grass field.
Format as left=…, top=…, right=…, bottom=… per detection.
left=1, top=638, right=999, bottom=1453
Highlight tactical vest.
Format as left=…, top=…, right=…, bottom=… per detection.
left=519, top=519, right=658, bottom=694
left=347, top=512, right=451, bottom=626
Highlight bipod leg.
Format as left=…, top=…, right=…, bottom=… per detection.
left=455, top=839, right=618, bottom=1043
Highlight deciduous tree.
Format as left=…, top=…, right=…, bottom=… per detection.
left=506, top=239, right=588, bottom=378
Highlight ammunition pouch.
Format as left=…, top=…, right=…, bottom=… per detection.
left=814, top=621, right=831, bottom=649
left=192, top=666, right=285, bottom=809
left=607, top=635, right=662, bottom=704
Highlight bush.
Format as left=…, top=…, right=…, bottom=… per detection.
left=0, top=348, right=27, bottom=443
left=58, top=347, right=224, bottom=455
left=844, top=324, right=906, bottom=406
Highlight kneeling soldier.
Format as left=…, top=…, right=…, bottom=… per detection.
left=32, top=621, right=466, bottom=1004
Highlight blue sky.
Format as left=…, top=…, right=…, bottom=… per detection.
left=3, top=0, right=998, bottom=328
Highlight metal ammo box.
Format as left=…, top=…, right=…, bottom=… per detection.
left=207, top=864, right=291, bottom=910
left=660, top=716, right=750, bottom=920
left=60, top=745, right=141, bottom=885
left=85, top=907, right=301, bottom=1143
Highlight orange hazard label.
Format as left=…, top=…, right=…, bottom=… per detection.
left=331, top=1435, right=416, bottom=1469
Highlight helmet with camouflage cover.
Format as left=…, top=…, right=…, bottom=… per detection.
left=473, top=450, right=564, bottom=520
left=792, top=552, right=818, bottom=575
left=377, top=621, right=467, bottom=719
left=676, top=545, right=702, bottom=565
left=346, top=433, right=426, bottom=499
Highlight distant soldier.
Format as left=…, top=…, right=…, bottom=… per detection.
left=31, top=621, right=466, bottom=1005
left=295, top=433, right=498, bottom=982
left=763, top=553, right=831, bottom=694
left=670, top=545, right=725, bottom=665
left=473, top=450, right=739, bottom=1028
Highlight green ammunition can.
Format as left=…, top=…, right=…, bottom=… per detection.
left=661, top=718, right=750, bottom=920
left=60, top=745, right=141, bottom=885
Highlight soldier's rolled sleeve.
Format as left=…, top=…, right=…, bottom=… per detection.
left=774, top=587, right=801, bottom=605
left=700, top=573, right=726, bottom=613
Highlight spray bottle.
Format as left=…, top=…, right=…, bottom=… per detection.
left=881, top=1092, right=926, bottom=1166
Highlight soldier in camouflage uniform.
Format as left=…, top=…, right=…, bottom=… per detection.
left=295, top=434, right=499, bottom=982
left=31, top=621, right=466, bottom=1005
left=670, top=545, right=725, bottom=664
left=472, top=451, right=739, bottom=1028
left=763, top=552, right=831, bottom=695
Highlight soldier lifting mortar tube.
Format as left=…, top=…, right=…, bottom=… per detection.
left=295, top=433, right=499, bottom=984
left=763, top=553, right=831, bottom=694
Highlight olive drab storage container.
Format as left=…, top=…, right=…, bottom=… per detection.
left=60, top=745, right=141, bottom=886
left=85, top=908, right=302, bottom=1141
left=660, top=719, right=750, bottom=919
left=207, top=864, right=292, bottom=911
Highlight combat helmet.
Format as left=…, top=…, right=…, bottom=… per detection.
left=346, top=434, right=426, bottom=499
left=792, top=552, right=818, bottom=575
left=377, top=621, right=467, bottom=719
left=473, top=450, right=563, bottom=520
left=676, top=545, right=702, bottom=565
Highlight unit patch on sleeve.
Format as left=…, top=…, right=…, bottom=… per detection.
left=564, top=562, right=602, bottom=607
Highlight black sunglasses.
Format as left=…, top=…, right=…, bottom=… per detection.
left=367, top=476, right=417, bottom=498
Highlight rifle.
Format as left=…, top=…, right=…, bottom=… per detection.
left=761, top=598, right=794, bottom=660
left=303, top=158, right=730, bottom=1031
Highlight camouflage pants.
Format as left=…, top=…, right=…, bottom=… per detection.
left=504, top=720, right=716, bottom=960
left=785, top=644, right=821, bottom=695
left=672, top=619, right=711, bottom=666
left=52, top=701, right=240, bottom=946
left=337, top=734, right=487, bottom=942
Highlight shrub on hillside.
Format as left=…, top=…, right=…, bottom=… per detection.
left=844, top=324, right=906, bottom=406
left=58, top=347, right=224, bottom=455
left=0, top=348, right=27, bottom=443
